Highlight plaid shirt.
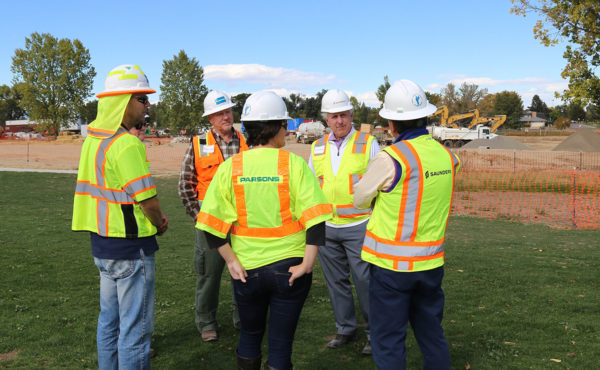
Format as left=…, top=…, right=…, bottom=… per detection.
left=178, top=128, right=241, bottom=220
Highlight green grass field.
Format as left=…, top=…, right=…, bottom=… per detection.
left=1, top=172, right=599, bottom=369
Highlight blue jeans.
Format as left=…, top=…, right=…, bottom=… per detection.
left=370, top=265, right=449, bottom=370
left=94, top=251, right=155, bottom=370
left=233, top=257, right=312, bottom=370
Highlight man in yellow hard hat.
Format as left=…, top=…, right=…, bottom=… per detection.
left=354, top=79, right=459, bottom=369
left=178, top=90, right=248, bottom=341
left=72, top=64, right=168, bottom=369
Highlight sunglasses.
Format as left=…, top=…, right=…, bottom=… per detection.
left=135, top=96, right=149, bottom=105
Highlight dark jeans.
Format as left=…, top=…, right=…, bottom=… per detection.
left=370, top=265, right=450, bottom=370
left=233, top=257, right=312, bottom=370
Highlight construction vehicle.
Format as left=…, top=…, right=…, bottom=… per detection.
left=429, top=124, right=497, bottom=148
left=296, top=121, right=325, bottom=144
left=430, top=105, right=449, bottom=126
left=446, top=109, right=479, bottom=128
left=468, top=115, right=507, bottom=132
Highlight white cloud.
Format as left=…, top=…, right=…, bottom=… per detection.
left=204, top=64, right=337, bottom=89
left=354, top=91, right=380, bottom=108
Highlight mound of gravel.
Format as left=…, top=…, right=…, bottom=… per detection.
left=462, top=135, right=532, bottom=150
left=552, top=130, right=600, bottom=152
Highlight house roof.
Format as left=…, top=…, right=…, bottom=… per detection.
left=519, top=116, right=546, bottom=122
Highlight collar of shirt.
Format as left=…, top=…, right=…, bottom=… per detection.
left=393, top=126, right=429, bottom=143
left=327, top=127, right=355, bottom=149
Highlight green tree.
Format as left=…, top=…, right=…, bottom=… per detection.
left=492, top=91, right=524, bottom=128
left=457, top=83, right=488, bottom=113
left=160, top=50, right=207, bottom=136
left=566, top=101, right=586, bottom=121
left=0, top=84, right=27, bottom=128
left=478, top=93, right=496, bottom=116
left=528, top=94, right=550, bottom=117
left=375, top=75, right=391, bottom=106
left=78, top=100, right=97, bottom=124
left=232, top=93, right=251, bottom=122
left=11, top=32, right=95, bottom=135
left=425, top=92, right=442, bottom=107
left=585, top=103, right=600, bottom=121
left=511, top=0, right=600, bottom=106
left=284, top=93, right=306, bottom=118
left=441, top=83, right=459, bottom=115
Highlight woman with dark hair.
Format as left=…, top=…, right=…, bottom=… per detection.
left=196, top=91, right=332, bottom=370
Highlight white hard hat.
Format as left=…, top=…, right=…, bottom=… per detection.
left=202, top=90, right=236, bottom=117
left=379, top=80, right=437, bottom=121
left=97, top=64, right=155, bottom=98
left=241, top=91, right=291, bottom=121
left=321, top=89, right=353, bottom=114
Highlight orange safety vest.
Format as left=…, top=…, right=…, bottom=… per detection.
left=193, top=129, right=248, bottom=201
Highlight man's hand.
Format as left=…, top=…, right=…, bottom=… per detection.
left=157, top=213, right=168, bottom=236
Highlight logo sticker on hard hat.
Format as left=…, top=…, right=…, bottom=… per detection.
left=244, top=106, right=251, bottom=115
left=215, top=96, right=226, bottom=105
left=412, top=94, right=424, bottom=107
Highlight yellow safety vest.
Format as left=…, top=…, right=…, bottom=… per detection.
left=196, top=148, right=332, bottom=269
left=362, top=135, right=460, bottom=272
left=72, top=127, right=157, bottom=238
left=311, top=131, right=375, bottom=225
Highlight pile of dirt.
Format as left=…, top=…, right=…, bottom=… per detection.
left=552, top=130, right=600, bottom=152
left=462, top=136, right=532, bottom=150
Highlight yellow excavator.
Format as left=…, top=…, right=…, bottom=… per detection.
left=430, top=105, right=449, bottom=126
left=446, top=109, right=479, bottom=128
left=468, top=115, right=507, bottom=132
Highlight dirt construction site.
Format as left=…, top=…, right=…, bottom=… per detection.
left=1, top=130, right=599, bottom=229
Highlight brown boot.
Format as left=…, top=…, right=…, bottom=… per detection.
left=236, top=353, right=261, bottom=370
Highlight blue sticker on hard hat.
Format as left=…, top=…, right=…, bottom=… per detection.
left=412, top=95, right=424, bottom=107
left=215, top=96, right=226, bottom=105
left=244, top=106, right=251, bottom=115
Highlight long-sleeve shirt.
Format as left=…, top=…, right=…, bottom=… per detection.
left=354, top=127, right=429, bottom=210
left=178, top=129, right=241, bottom=220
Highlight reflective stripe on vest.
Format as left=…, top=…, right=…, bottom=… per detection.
left=352, top=132, right=369, bottom=154
left=311, top=131, right=373, bottom=223
left=193, top=130, right=248, bottom=202
left=74, top=128, right=156, bottom=236
left=87, top=127, right=116, bottom=138
left=230, top=150, right=303, bottom=238
left=362, top=137, right=458, bottom=271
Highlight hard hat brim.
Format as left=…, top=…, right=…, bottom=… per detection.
left=321, top=104, right=354, bottom=114
left=379, top=103, right=437, bottom=121
left=97, top=89, right=156, bottom=99
left=202, top=102, right=236, bottom=117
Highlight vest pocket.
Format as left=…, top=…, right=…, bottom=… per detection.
left=198, top=154, right=220, bottom=168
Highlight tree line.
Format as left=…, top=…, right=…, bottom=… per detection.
left=2, top=17, right=600, bottom=135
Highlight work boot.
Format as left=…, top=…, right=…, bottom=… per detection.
left=361, top=340, right=372, bottom=355
left=326, top=333, right=356, bottom=349
left=236, top=353, right=261, bottom=370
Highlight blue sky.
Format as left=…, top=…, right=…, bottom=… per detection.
left=0, top=0, right=568, bottom=108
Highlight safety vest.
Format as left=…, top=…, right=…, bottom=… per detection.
left=311, top=131, right=375, bottom=225
left=72, top=127, right=157, bottom=238
left=196, top=148, right=332, bottom=269
left=362, top=135, right=460, bottom=272
left=193, top=130, right=248, bottom=201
